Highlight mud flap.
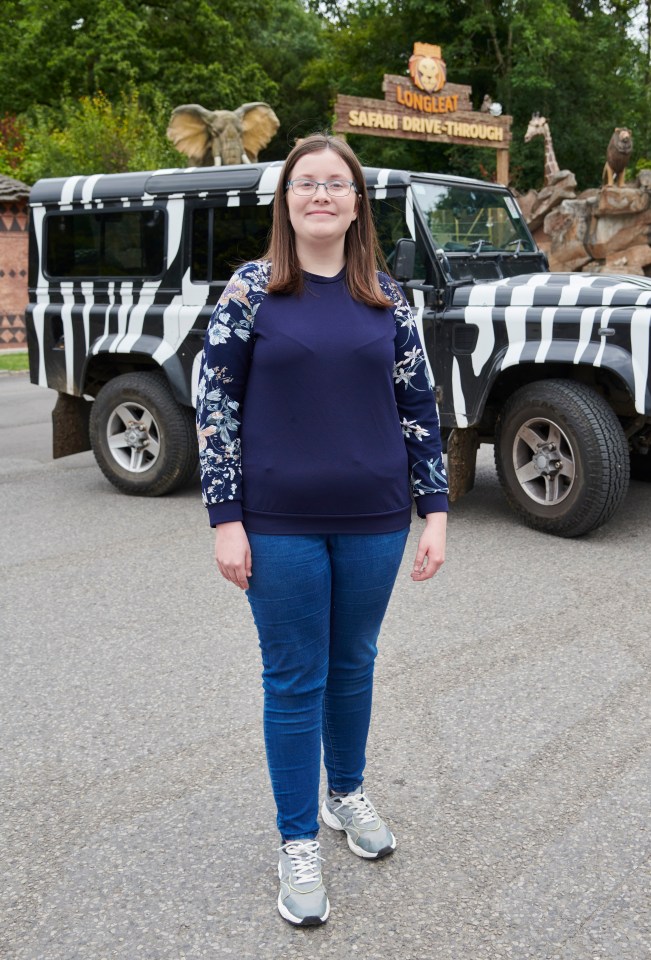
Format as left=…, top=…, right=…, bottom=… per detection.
left=446, top=427, right=480, bottom=502
left=52, top=392, right=92, bottom=459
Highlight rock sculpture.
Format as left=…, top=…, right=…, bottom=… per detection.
left=518, top=172, right=577, bottom=234
left=167, top=102, right=280, bottom=167
left=521, top=173, right=651, bottom=276
left=602, top=127, right=633, bottom=187
left=519, top=120, right=647, bottom=275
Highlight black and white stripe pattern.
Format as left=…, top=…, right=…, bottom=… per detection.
left=26, top=164, right=651, bottom=433
left=447, top=272, right=651, bottom=426
left=27, top=163, right=415, bottom=406
left=28, top=164, right=286, bottom=405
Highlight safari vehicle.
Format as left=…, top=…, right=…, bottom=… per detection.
left=26, top=163, right=651, bottom=537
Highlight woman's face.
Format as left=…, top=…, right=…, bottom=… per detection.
left=285, top=148, right=359, bottom=252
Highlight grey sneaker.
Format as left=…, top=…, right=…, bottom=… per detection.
left=321, top=785, right=396, bottom=859
left=277, top=839, right=330, bottom=926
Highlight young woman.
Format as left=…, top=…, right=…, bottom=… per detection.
left=196, top=133, right=448, bottom=926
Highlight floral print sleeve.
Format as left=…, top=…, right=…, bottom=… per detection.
left=378, top=272, right=449, bottom=515
left=196, top=260, right=271, bottom=526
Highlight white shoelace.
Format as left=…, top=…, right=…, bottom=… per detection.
left=334, top=791, right=377, bottom=825
left=280, top=840, right=325, bottom=885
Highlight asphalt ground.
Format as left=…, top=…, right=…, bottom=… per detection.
left=1, top=372, right=650, bottom=960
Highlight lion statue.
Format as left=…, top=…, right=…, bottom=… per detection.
left=603, top=127, right=633, bottom=187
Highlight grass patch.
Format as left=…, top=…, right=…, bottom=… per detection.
left=0, top=351, right=29, bottom=372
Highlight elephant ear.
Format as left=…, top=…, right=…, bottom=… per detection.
left=167, top=104, right=213, bottom=164
left=235, top=103, right=280, bottom=161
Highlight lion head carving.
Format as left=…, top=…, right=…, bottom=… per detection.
left=408, top=43, right=446, bottom=93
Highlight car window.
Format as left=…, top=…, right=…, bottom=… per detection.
left=191, top=203, right=273, bottom=283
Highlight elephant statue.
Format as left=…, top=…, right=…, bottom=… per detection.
left=166, top=102, right=280, bottom=167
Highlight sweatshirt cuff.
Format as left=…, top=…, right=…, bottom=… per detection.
left=415, top=493, right=449, bottom=517
left=207, top=501, right=244, bottom=527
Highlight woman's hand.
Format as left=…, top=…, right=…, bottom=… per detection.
left=411, top=512, right=447, bottom=582
left=214, top=521, right=252, bottom=590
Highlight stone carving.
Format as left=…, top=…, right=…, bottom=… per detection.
left=541, top=199, right=593, bottom=273
left=167, top=102, right=280, bottom=166
left=602, top=127, right=633, bottom=187
left=518, top=171, right=577, bottom=234
left=522, top=172, right=651, bottom=275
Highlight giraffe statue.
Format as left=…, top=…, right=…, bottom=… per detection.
left=524, top=113, right=560, bottom=186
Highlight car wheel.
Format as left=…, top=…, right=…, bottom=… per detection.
left=494, top=379, right=629, bottom=537
left=89, top=371, right=198, bottom=496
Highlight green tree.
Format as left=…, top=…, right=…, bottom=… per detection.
left=478, top=0, right=644, bottom=187
left=1, top=0, right=647, bottom=188
left=0, top=0, right=278, bottom=113
left=250, top=0, right=331, bottom=156
left=20, top=92, right=180, bottom=182
left=0, top=0, right=327, bottom=175
left=303, top=0, right=648, bottom=189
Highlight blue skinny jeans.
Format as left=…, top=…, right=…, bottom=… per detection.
left=245, top=528, right=409, bottom=841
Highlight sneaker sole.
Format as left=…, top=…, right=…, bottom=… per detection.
left=320, top=801, right=397, bottom=859
left=277, top=892, right=330, bottom=926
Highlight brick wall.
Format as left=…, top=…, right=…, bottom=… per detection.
left=0, top=199, right=28, bottom=348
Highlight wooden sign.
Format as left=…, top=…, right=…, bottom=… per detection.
left=333, top=44, right=512, bottom=183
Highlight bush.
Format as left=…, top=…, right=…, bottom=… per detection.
left=20, top=91, right=180, bottom=182
left=0, top=114, right=27, bottom=179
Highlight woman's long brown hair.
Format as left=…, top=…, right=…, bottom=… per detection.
left=264, top=133, right=392, bottom=308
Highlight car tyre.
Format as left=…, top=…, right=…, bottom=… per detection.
left=89, top=371, right=198, bottom=496
left=494, top=379, right=629, bottom=537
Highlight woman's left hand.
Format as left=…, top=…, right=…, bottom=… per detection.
left=411, top=512, right=447, bottom=581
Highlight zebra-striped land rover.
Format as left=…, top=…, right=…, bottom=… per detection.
left=26, top=162, right=651, bottom=536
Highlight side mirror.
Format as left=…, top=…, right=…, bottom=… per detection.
left=392, top=238, right=416, bottom=282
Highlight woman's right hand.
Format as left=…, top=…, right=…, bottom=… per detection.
left=214, top=521, right=252, bottom=590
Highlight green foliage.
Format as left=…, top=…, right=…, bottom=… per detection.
left=0, top=114, right=27, bottom=178
left=501, top=0, right=644, bottom=189
left=0, top=0, right=277, bottom=113
left=301, top=0, right=649, bottom=190
left=0, top=0, right=648, bottom=190
left=20, top=92, right=180, bottom=182
left=249, top=0, right=330, bottom=156
left=0, top=0, right=326, bottom=179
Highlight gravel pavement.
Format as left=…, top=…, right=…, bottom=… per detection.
left=1, top=373, right=650, bottom=960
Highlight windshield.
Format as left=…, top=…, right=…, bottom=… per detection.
left=412, top=181, right=535, bottom=254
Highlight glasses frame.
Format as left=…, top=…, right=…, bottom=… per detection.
left=285, top=178, right=359, bottom=198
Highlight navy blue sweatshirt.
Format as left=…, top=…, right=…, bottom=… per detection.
left=196, top=260, right=448, bottom=533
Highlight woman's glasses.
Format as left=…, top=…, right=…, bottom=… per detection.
left=286, top=178, right=358, bottom=197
